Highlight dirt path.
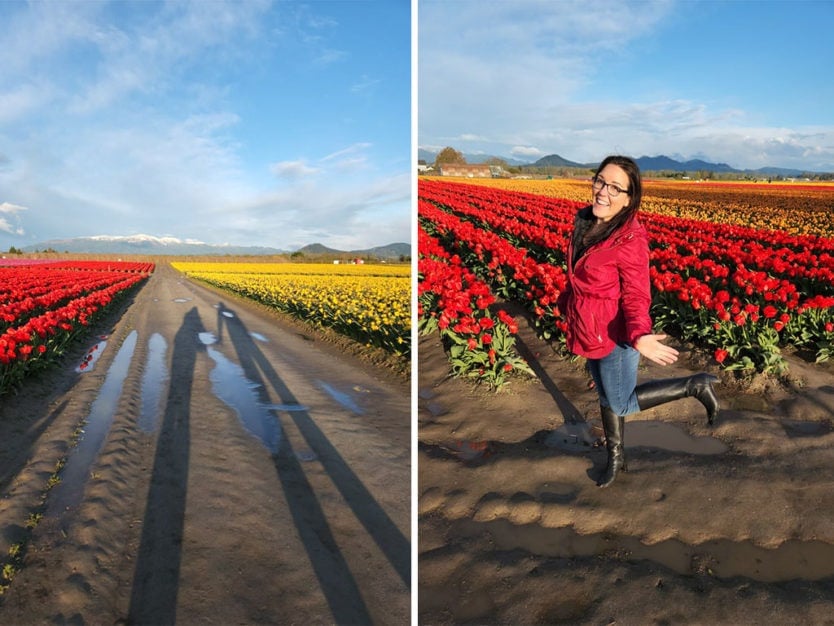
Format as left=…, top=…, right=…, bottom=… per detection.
left=418, top=307, right=834, bottom=624
left=0, top=262, right=410, bottom=625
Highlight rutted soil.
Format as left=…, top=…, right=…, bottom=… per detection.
left=0, top=262, right=410, bottom=625
left=418, top=307, right=834, bottom=625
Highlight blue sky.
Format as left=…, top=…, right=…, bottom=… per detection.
left=0, top=0, right=410, bottom=251
left=419, top=0, right=834, bottom=172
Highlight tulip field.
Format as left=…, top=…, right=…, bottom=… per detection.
left=172, top=262, right=411, bottom=357
left=0, top=259, right=154, bottom=396
left=450, top=177, right=834, bottom=238
left=418, top=177, right=834, bottom=387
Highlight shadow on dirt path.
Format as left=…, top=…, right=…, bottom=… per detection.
left=0, top=399, right=68, bottom=496
left=215, top=301, right=410, bottom=621
left=128, top=306, right=204, bottom=624
left=514, top=334, right=584, bottom=424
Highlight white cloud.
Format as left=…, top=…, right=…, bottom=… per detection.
left=510, top=146, right=545, bottom=158
left=218, top=172, right=410, bottom=249
left=290, top=4, right=346, bottom=66
left=0, top=83, right=53, bottom=124
left=318, top=143, right=372, bottom=172
left=0, top=218, right=22, bottom=235
left=0, top=1, right=270, bottom=115
left=321, top=142, right=372, bottom=162
left=0, top=202, right=27, bottom=215
left=351, top=75, right=381, bottom=93
left=330, top=157, right=369, bottom=172
left=270, top=160, right=321, bottom=180
left=0, top=202, right=27, bottom=235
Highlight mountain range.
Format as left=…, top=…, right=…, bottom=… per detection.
left=418, top=148, right=823, bottom=176
left=22, top=234, right=410, bottom=258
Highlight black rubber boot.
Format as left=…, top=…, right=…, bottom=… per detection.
left=597, top=405, right=626, bottom=488
left=635, top=373, right=720, bottom=425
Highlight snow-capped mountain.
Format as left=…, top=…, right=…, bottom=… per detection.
left=24, top=234, right=288, bottom=256
left=23, top=234, right=411, bottom=258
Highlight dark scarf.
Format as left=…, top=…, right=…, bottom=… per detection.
left=571, top=205, right=617, bottom=265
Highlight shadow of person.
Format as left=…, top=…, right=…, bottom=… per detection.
left=128, top=307, right=205, bottom=625
left=216, top=302, right=407, bottom=620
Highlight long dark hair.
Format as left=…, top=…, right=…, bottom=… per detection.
left=580, top=155, right=643, bottom=250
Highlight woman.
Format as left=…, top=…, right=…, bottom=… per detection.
left=557, top=155, right=719, bottom=488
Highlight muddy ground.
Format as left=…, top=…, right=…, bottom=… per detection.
left=0, top=262, right=410, bottom=625
left=418, top=305, right=834, bottom=625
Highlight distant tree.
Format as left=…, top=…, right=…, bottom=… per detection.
left=484, top=157, right=507, bottom=167
left=290, top=251, right=304, bottom=259
left=434, top=147, right=466, bottom=166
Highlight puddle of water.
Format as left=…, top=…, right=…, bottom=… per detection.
left=267, top=403, right=310, bottom=412
left=199, top=331, right=217, bottom=345
left=49, top=331, right=138, bottom=515
left=222, top=311, right=235, bottom=318
left=317, top=381, right=364, bottom=415
left=626, top=420, right=727, bottom=455
left=425, top=402, right=448, bottom=417
left=295, top=449, right=318, bottom=462
left=75, top=338, right=108, bottom=373
left=544, top=421, right=726, bottom=455
left=138, top=333, right=169, bottom=432
left=172, top=298, right=191, bottom=303
left=206, top=345, right=282, bottom=454
left=781, top=419, right=831, bottom=438
left=250, top=332, right=268, bottom=342
left=418, top=388, right=436, bottom=400
left=461, top=518, right=834, bottom=583
left=544, top=423, right=598, bottom=452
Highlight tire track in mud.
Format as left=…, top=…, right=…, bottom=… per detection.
left=0, top=266, right=169, bottom=618
left=0, top=263, right=411, bottom=625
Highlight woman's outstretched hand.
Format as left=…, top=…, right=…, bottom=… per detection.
left=634, top=334, right=679, bottom=366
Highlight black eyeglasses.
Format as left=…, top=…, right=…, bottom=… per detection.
left=592, top=176, right=629, bottom=197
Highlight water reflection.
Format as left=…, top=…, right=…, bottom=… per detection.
left=138, top=333, right=168, bottom=432
left=202, top=334, right=282, bottom=454
left=49, top=331, right=138, bottom=515
left=317, top=381, right=364, bottom=415
left=75, top=337, right=108, bottom=373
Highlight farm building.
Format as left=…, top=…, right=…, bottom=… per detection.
left=438, top=163, right=493, bottom=178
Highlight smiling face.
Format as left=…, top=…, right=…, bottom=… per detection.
left=591, top=163, right=631, bottom=223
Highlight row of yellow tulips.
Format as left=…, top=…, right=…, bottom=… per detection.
left=172, top=262, right=410, bottom=356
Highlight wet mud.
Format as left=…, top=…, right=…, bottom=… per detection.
left=418, top=324, right=834, bottom=624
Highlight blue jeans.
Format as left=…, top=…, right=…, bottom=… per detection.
left=587, top=343, right=641, bottom=416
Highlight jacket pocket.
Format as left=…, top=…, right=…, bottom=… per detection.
left=570, top=298, right=604, bottom=349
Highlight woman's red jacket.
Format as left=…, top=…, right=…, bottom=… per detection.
left=557, top=208, right=653, bottom=359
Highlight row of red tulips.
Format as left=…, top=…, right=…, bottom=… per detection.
left=0, top=259, right=155, bottom=272
left=418, top=179, right=834, bottom=378
left=0, top=261, right=154, bottom=395
left=418, top=226, right=532, bottom=387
